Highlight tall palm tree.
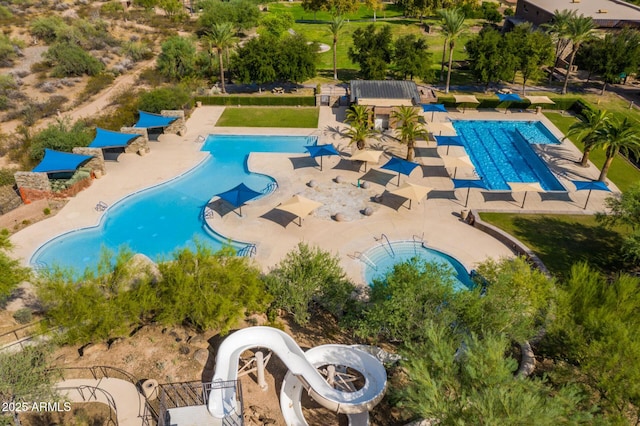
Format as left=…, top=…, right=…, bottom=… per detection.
left=438, top=8, right=466, bottom=94
left=566, top=109, right=611, bottom=167
left=208, top=22, right=235, bottom=94
left=391, top=106, right=425, bottom=161
left=327, top=16, right=345, bottom=81
left=543, top=9, right=575, bottom=83
left=346, top=104, right=371, bottom=128
left=345, top=104, right=373, bottom=150
left=562, top=14, right=595, bottom=95
left=593, top=117, right=640, bottom=182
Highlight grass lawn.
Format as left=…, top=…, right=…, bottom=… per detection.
left=479, top=212, right=631, bottom=278
left=216, top=107, right=319, bottom=128
left=544, top=112, right=640, bottom=192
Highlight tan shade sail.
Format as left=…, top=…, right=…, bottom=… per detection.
left=391, top=182, right=432, bottom=208
left=453, top=95, right=480, bottom=104
left=507, top=182, right=544, bottom=192
left=426, top=122, right=456, bottom=135
left=350, top=150, right=384, bottom=163
left=276, top=195, right=323, bottom=220
left=442, top=154, right=474, bottom=169
left=524, top=96, right=555, bottom=105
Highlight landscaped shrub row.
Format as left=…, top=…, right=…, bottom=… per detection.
left=195, top=96, right=316, bottom=106
left=436, top=96, right=586, bottom=111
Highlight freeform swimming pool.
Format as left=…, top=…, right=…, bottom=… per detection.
left=452, top=120, right=565, bottom=191
left=362, top=240, right=474, bottom=291
left=31, top=135, right=316, bottom=272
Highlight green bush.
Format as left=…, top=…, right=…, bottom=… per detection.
left=79, top=73, right=115, bottom=101
left=44, top=42, right=104, bottom=77
left=122, top=41, right=154, bottom=62
left=138, top=86, right=192, bottom=113
left=29, top=118, right=92, bottom=161
left=101, top=1, right=124, bottom=14
left=86, top=90, right=140, bottom=130
left=13, top=308, right=32, bottom=324
left=30, top=16, right=68, bottom=44
left=0, top=168, right=15, bottom=186
left=195, top=95, right=315, bottom=106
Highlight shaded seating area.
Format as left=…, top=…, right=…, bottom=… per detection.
left=134, top=111, right=180, bottom=140
left=32, top=149, right=94, bottom=178
left=89, top=128, right=142, bottom=161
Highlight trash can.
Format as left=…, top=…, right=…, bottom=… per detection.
left=536, top=106, right=542, bottom=114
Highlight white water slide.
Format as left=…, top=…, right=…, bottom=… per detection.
left=207, top=326, right=387, bottom=424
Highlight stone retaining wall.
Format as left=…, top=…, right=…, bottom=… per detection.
left=72, top=147, right=105, bottom=176
left=161, top=110, right=186, bottom=136
left=0, top=185, right=22, bottom=215
left=120, top=127, right=150, bottom=155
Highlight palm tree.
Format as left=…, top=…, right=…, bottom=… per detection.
left=345, top=104, right=373, bottom=150
left=566, top=109, right=611, bottom=167
left=438, top=8, right=466, bottom=94
left=543, top=9, right=575, bottom=83
left=327, top=16, right=345, bottom=81
left=391, top=106, right=425, bottom=161
left=561, top=14, right=595, bottom=95
left=593, top=117, right=640, bottom=182
left=346, top=104, right=371, bottom=128
left=208, top=22, right=235, bottom=94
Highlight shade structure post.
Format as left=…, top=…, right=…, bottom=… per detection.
left=431, top=111, right=435, bottom=121
left=320, top=156, right=323, bottom=171
left=521, top=191, right=528, bottom=209
left=465, top=186, right=471, bottom=208
left=584, top=189, right=593, bottom=210
left=397, top=172, right=401, bottom=186
left=408, top=199, right=412, bottom=210
left=238, top=206, right=243, bottom=217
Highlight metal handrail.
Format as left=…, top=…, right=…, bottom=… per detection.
left=57, top=385, right=118, bottom=426
left=378, top=233, right=395, bottom=257
left=237, top=244, right=257, bottom=257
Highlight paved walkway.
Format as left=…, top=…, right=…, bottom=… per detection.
left=56, top=378, right=147, bottom=426
left=9, top=106, right=617, bottom=284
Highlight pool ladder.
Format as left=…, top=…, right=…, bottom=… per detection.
left=349, top=251, right=377, bottom=270
left=375, top=233, right=395, bottom=258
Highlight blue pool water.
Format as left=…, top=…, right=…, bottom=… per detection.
left=31, top=135, right=315, bottom=272
left=453, top=121, right=565, bottom=191
left=362, top=241, right=474, bottom=291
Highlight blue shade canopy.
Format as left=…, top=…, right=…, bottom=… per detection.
left=381, top=157, right=419, bottom=175
left=89, top=128, right=140, bottom=149
left=435, top=135, right=464, bottom=147
left=572, top=180, right=610, bottom=192
left=452, top=179, right=488, bottom=190
left=422, top=104, right=447, bottom=113
left=32, top=149, right=94, bottom=173
left=305, top=144, right=339, bottom=158
left=496, top=93, right=523, bottom=102
left=216, top=183, right=263, bottom=208
left=134, top=111, right=178, bottom=129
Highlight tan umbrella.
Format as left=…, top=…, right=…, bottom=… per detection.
left=426, top=122, right=456, bottom=136
left=275, top=195, right=323, bottom=226
left=507, top=182, right=543, bottom=209
left=349, top=150, right=384, bottom=172
left=441, top=154, right=474, bottom=178
left=391, top=182, right=432, bottom=209
left=525, top=95, right=555, bottom=114
left=453, top=94, right=479, bottom=113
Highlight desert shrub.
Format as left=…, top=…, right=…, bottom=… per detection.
left=29, top=118, right=92, bottom=161
left=0, top=229, right=30, bottom=304
left=79, top=72, right=115, bottom=101
left=13, top=308, right=33, bottom=324
left=85, top=89, right=140, bottom=130
left=0, top=168, right=15, bottom=186
left=30, top=16, right=67, bottom=43
left=264, top=242, right=354, bottom=325
left=137, top=86, right=192, bottom=113
left=44, top=42, right=104, bottom=77
left=137, top=67, right=167, bottom=86
left=0, top=5, right=12, bottom=21
left=101, top=1, right=124, bottom=14
left=0, top=34, right=21, bottom=67
left=122, top=40, right=153, bottom=62
left=30, top=61, right=50, bottom=74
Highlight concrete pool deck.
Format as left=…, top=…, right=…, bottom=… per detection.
left=10, top=106, right=617, bottom=284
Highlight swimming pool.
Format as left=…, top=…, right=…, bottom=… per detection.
left=31, top=135, right=316, bottom=272
left=453, top=121, right=565, bottom=191
left=361, top=240, right=474, bottom=291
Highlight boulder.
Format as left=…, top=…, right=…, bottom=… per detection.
left=363, top=207, right=374, bottom=216
left=193, top=348, right=210, bottom=366
left=307, top=180, right=317, bottom=188
left=333, top=213, right=346, bottom=222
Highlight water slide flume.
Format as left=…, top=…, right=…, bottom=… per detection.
left=207, top=327, right=387, bottom=422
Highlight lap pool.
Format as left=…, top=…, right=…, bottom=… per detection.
left=31, top=135, right=315, bottom=272
left=452, top=120, right=565, bottom=191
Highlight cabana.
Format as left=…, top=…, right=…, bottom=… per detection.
left=33, top=149, right=94, bottom=178
left=453, top=95, right=479, bottom=113
left=89, top=128, right=141, bottom=161
left=134, top=111, right=178, bottom=140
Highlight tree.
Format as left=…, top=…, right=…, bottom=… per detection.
left=30, top=16, right=68, bottom=44
left=391, top=106, right=425, bottom=161
left=207, top=22, right=235, bottom=93
left=137, top=86, right=192, bottom=113
left=593, top=117, right=640, bottom=182
left=327, top=15, right=345, bottom=81
left=348, top=24, right=393, bottom=80
left=565, top=108, right=611, bottom=167
left=506, top=23, right=553, bottom=93
left=29, top=117, right=93, bottom=161
left=364, top=0, right=383, bottom=21
left=598, top=181, right=640, bottom=262
left=275, top=34, right=318, bottom=83
left=264, top=243, right=353, bottom=325
left=345, top=104, right=374, bottom=149
left=198, top=0, right=260, bottom=33
left=466, top=26, right=515, bottom=90
left=561, top=14, right=595, bottom=95
left=157, top=36, right=197, bottom=81
left=393, top=34, right=432, bottom=81
left=596, top=29, right=640, bottom=95
left=437, top=8, right=466, bottom=93
left=542, top=9, right=575, bottom=83
left=301, top=0, right=325, bottom=22
left=44, top=42, right=104, bottom=77
left=259, top=13, right=294, bottom=38
left=158, top=0, right=184, bottom=19
left=232, top=36, right=277, bottom=85
left=0, top=229, right=30, bottom=304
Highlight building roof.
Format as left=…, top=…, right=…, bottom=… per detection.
left=522, top=0, right=640, bottom=25
left=350, top=80, right=421, bottom=105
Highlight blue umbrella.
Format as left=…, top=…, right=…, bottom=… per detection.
left=496, top=93, right=522, bottom=114
left=422, top=103, right=447, bottom=121
left=216, top=183, right=263, bottom=216
left=305, top=144, right=340, bottom=171
left=381, top=157, right=420, bottom=185
left=572, top=180, right=611, bottom=209
left=453, top=178, right=488, bottom=207
left=435, top=135, right=464, bottom=155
